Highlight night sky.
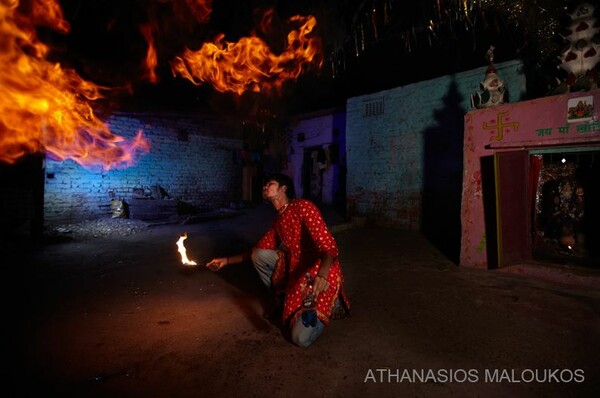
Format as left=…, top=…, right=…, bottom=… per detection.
left=39, top=0, right=574, bottom=120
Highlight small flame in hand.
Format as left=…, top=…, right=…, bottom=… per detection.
left=176, top=233, right=197, bottom=266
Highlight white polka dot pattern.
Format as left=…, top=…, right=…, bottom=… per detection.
left=254, top=199, right=349, bottom=325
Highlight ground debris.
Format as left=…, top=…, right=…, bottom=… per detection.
left=46, top=217, right=149, bottom=239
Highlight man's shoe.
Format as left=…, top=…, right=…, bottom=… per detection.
left=330, top=299, right=350, bottom=320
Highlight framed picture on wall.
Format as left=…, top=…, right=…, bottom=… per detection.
left=567, top=96, right=594, bottom=123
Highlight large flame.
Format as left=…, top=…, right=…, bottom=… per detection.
left=0, top=0, right=149, bottom=169
left=171, top=12, right=322, bottom=95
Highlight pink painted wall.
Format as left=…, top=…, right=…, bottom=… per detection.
left=461, top=89, right=600, bottom=268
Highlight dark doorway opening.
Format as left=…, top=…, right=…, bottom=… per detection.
left=302, top=146, right=326, bottom=202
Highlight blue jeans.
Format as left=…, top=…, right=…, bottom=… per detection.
left=251, top=248, right=278, bottom=289
left=252, top=248, right=324, bottom=347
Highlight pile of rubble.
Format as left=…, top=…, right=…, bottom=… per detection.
left=47, top=217, right=149, bottom=240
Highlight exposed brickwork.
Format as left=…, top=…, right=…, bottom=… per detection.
left=44, top=114, right=242, bottom=223
left=345, top=60, right=526, bottom=229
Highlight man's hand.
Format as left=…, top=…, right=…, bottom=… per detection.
left=313, top=274, right=329, bottom=298
left=206, top=257, right=227, bottom=271
left=314, top=253, right=333, bottom=298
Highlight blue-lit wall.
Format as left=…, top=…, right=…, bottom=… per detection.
left=44, top=114, right=242, bottom=223
left=345, top=59, right=526, bottom=228
left=345, top=60, right=525, bottom=262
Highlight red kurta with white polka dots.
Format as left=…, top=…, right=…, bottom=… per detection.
left=254, top=199, right=349, bottom=326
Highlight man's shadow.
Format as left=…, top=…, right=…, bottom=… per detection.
left=197, top=209, right=282, bottom=332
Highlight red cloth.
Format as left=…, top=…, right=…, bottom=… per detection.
left=254, top=199, right=350, bottom=326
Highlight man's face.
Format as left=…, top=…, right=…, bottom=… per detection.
left=262, top=180, right=285, bottom=200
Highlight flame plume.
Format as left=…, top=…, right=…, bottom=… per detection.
left=171, top=13, right=322, bottom=95
left=0, top=0, right=149, bottom=169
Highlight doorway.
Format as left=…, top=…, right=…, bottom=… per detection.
left=532, top=149, right=600, bottom=268
left=302, top=146, right=327, bottom=202
left=486, top=148, right=600, bottom=269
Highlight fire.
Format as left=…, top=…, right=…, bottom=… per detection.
left=140, top=0, right=214, bottom=86
left=0, top=0, right=149, bottom=169
left=176, top=233, right=198, bottom=266
left=171, top=12, right=322, bottom=95
left=140, top=23, right=159, bottom=84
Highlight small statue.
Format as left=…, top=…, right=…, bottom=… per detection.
left=471, top=46, right=509, bottom=109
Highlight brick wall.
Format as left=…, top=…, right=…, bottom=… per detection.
left=345, top=60, right=526, bottom=233
left=44, top=113, right=242, bottom=224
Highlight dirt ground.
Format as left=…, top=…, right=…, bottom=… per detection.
left=4, top=204, right=600, bottom=397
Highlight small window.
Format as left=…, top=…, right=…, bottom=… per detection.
left=364, top=97, right=384, bottom=117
